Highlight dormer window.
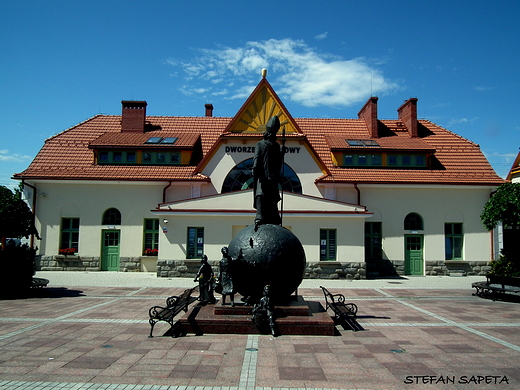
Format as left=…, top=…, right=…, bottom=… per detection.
left=144, top=136, right=178, bottom=145
left=346, top=140, right=380, bottom=147
left=90, top=133, right=200, bottom=166
left=340, top=152, right=428, bottom=168
left=161, top=137, right=178, bottom=144
left=113, top=152, right=122, bottom=162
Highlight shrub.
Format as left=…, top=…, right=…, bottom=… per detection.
left=488, top=250, right=520, bottom=278
left=0, top=242, right=37, bottom=298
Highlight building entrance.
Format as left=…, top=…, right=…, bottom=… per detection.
left=101, top=230, right=120, bottom=271
left=405, top=234, right=423, bottom=275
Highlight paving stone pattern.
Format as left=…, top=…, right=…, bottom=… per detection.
left=1, top=278, right=520, bottom=390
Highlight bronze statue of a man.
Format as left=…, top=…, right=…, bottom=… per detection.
left=194, top=255, right=216, bottom=304
left=253, top=116, right=284, bottom=228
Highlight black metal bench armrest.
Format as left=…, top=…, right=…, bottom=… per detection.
left=320, top=286, right=358, bottom=317
left=165, top=295, right=181, bottom=307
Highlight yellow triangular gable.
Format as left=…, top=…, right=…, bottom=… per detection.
left=224, top=78, right=301, bottom=135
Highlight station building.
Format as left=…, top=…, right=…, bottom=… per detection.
left=14, top=77, right=505, bottom=278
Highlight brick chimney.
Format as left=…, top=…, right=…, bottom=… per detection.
left=358, top=97, right=379, bottom=138
left=397, top=98, right=418, bottom=138
left=205, top=103, right=214, bottom=117
left=121, top=101, right=147, bottom=132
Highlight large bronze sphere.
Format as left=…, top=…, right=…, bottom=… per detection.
left=227, top=224, right=306, bottom=303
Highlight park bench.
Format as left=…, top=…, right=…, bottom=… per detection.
left=320, top=286, right=363, bottom=331
left=31, top=277, right=49, bottom=288
left=148, top=285, right=199, bottom=337
left=472, top=275, right=520, bottom=301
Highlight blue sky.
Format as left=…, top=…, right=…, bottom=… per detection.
left=1, top=1, right=519, bottom=189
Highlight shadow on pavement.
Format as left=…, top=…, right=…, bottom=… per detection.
left=1, top=287, right=85, bottom=300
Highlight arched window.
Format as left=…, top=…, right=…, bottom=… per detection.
left=102, top=208, right=121, bottom=225
left=404, top=212, right=423, bottom=230
left=221, top=158, right=302, bottom=194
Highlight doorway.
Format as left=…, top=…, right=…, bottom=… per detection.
left=101, top=230, right=120, bottom=271
left=405, top=234, right=423, bottom=275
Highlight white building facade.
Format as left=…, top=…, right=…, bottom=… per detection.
left=15, top=77, right=505, bottom=278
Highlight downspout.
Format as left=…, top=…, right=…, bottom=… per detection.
left=162, top=181, right=172, bottom=203
left=488, top=189, right=498, bottom=262
left=490, top=230, right=495, bottom=262
left=21, top=180, right=37, bottom=249
left=354, top=183, right=361, bottom=205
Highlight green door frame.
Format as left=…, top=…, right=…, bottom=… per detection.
left=404, top=234, right=424, bottom=275
left=101, top=229, right=120, bottom=271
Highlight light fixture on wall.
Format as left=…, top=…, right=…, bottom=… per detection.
left=163, top=219, right=168, bottom=224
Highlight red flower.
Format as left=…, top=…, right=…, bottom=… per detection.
left=59, top=248, right=76, bottom=255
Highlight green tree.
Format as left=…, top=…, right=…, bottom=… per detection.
left=0, top=185, right=40, bottom=297
left=0, top=185, right=39, bottom=247
left=480, top=182, right=520, bottom=231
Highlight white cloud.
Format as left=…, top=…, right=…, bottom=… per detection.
left=170, top=39, right=398, bottom=107
left=315, top=32, right=328, bottom=40
left=178, top=86, right=209, bottom=95
left=0, top=149, right=31, bottom=162
left=448, top=117, right=478, bottom=126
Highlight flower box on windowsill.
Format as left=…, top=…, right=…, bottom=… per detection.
left=59, top=248, right=78, bottom=256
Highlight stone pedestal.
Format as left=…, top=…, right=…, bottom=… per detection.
left=177, top=295, right=335, bottom=336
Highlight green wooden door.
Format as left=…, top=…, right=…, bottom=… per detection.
left=101, top=230, right=120, bottom=271
left=405, top=234, right=423, bottom=275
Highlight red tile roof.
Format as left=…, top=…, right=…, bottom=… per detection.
left=14, top=114, right=505, bottom=186
left=89, top=131, right=200, bottom=149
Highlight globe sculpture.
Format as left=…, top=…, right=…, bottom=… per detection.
left=227, top=224, right=306, bottom=304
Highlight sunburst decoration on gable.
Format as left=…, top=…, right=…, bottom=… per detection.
left=224, top=76, right=301, bottom=135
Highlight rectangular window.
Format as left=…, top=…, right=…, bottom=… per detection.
left=388, top=155, right=398, bottom=165
left=99, top=151, right=109, bottom=163
left=320, top=229, right=336, bottom=261
left=370, top=154, right=382, bottom=166
left=402, top=155, right=411, bottom=165
left=143, top=219, right=159, bottom=255
left=187, top=227, right=204, bottom=259
left=365, top=222, right=382, bottom=260
left=358, top=155, right=367, bottom=165
left=415, top=155, right=425, bottom=166
left=445, top=223, right=463, bottom=260
left=171, top=153, right=180, bottom=164
left=344, top=155, right=353, bottom=165
left=113, top=152, right=122, bottom=162
left=60, top=218, right=79, bottom=251
left=126, top=152, right=136, bottom=163
left=143, top=152, right=152, bottom=162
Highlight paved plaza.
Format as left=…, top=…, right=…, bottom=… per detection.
left=1, top=272, right=519, bottom=390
